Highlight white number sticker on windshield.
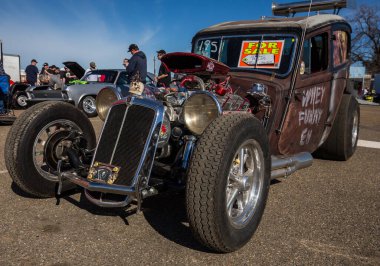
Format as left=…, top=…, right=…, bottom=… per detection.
left=197, top=39, right=220, bottom=58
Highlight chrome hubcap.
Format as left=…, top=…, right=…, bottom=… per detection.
left=33, top=119, right=80, bottom=181
left=226, top=139, right=265, bottom=229
left=352, top=109, right=359, bottom=148
left=82, top=96, right=96, bottom=114
left=17, top=95, right=27, bottom=107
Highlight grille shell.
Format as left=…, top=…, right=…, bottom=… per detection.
left=93, top=101, right=158, bottom=186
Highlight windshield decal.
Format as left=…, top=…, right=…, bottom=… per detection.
left=238, top=40, right=284, bottom=69
left=195, top=39, right=221, bottom=58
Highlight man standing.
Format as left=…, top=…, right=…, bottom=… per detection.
left=155, top=49, right=171, bottom=87
left=25, top=59, right=39, bottom=86
left=126, top=44, right=147, bottom=84
left=39, top=62, right=50, bottom=85
left=84, top=61, right=97, bottom=81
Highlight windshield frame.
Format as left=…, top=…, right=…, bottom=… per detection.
left=193, top=33, right=299, bottom=78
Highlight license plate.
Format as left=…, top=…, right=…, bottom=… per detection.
left=87, top=162, right=120, bottom=184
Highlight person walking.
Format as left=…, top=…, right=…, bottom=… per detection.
left=155, top=49, right=171, bottom=87
left=25, top=59, right=39, bottom=86
left=126, top=44, right=147, bottom=84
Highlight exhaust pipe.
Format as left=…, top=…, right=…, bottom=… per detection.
left=271, top=152, right=313, bottom=179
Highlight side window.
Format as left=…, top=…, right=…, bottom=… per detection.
left=333, top=30, right=349, bottom=67
left=303, top=33, right=329, bottom=74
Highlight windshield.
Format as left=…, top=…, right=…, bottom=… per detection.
left=81, top=70, right=118, bottom=83
left=194, top=34, right=297, bottom=76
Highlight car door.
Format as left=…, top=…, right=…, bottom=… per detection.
left=29, top=85, right=63, bottom=100
left=320, top=27, right=351, bottom=143
left=278, top=29, right=333, bottom=154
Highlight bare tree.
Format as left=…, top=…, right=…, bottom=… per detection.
left=349, top=5, right=380, bottom=74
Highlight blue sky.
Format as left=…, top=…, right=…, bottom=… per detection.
left=0, top=0, right=374, bottom=73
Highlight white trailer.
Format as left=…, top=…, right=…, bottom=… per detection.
left=3, top=54, right=21, bottom=82
left=1, top=40, right=21, bottom=82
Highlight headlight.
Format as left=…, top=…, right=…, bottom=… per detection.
left=183, top=92, right=221, bottom=135
left=96, top=88, right=119, bottom=121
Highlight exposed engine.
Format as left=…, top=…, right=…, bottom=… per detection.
left=148, top=52, right=272, bottom=162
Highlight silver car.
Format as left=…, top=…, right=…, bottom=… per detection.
left=26, top=62, right=156, bottom=117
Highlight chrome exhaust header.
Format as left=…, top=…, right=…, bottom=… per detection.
left=272, top=0, right=347, bottom=16
left=271, top=152, right=313, bottom=179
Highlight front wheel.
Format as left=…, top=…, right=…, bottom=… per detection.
left=79, top=95, right=97, bottom=117
left=5, top=101, right=96, bottom=197
left=186, top=113, right=271, bottom=252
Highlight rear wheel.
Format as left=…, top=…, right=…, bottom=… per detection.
left=314, top=94, right=359, bottom=161
left=79, top=95, right=97, bottom=117
left=186, top=113, right=271, bottom=252
left=5, top=101, right=96, bottom=197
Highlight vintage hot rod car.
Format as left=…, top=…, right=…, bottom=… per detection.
left=5, top=1, right=358, bottom=253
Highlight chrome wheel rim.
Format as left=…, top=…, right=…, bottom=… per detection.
left=352, top=109, right=359, bottom=148
left=226, top=139, right=265, bottom=229
left=33, top=119, right=80, bottom=181
left=17, top=95, right=28, bottom=107
left=82, top=96, right=96, bottom=114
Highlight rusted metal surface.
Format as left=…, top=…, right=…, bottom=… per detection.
left=203, top=17, right=351, bottom=156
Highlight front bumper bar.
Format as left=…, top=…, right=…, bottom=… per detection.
left=61, top=172, right=136, bottom=196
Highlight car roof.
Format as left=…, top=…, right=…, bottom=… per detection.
left=194, top=14, right=349, bottom=37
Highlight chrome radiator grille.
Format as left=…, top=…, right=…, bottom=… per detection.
left=93, top=102, right=156, bottom=186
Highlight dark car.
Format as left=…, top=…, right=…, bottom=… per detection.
left=5, top=0, right=357, bottom=253
left=8, top=82, right=31, bottom=108
left=25, top=62, right=157, bottom=117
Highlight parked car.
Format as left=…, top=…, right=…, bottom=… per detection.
left=5, top=0, right=357, bottom=253
left=8, top=82, right=31, bottom=108
left=25, top=61, right=157, bottom=117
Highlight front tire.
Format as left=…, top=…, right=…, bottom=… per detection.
left=79, top=95, right=97, bottom=117
left=5, top=101, right=96, bottom=197
left=186, top=113, right=271, bottom=252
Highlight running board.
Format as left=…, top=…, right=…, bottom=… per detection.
left=271, top=152, right=313, bottom=179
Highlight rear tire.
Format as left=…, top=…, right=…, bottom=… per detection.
left=79, top=95, right=97, bottom=117
left=314, top=94, right=359, bottom=161
left=186, top=113, right=271, bottom=252
left=5, top=101, right=96, bottom=197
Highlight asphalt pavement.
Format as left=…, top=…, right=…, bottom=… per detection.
left=0, top=105, right=379, bottom=265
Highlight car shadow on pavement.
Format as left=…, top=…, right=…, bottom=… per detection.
left=11, top=181, right=138, bottom=225
left=142, top=192, right=212, bottom=253
left=59, top=187, right=211, bottom=252
left=61, top=191, right=138, bottom=225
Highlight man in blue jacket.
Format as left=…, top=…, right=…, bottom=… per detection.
left=25, top=59, right=39, bottom=86
left=126, top=44, right=147, bottom=84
